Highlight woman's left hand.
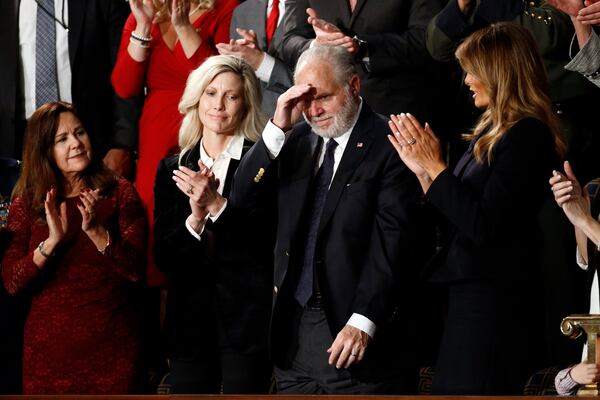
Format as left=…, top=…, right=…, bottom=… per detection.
left=550, top=161, right=591, bottom=227
left=173, top=161, right=224, bottom=219
left=171, top=0, right=191, bottom=28
left=388, top=113, right=447, bottom=182
left=78, top=188, right=102, bottom=232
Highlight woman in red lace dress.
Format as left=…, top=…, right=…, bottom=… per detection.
left=1, top=102, right=147, bottom=394
left=111, top=0, right=237, bottom=286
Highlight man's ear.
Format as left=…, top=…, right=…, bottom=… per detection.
left=349, top=74, right=360, bottom=97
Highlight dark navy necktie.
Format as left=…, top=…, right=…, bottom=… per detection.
left=294, top=138, right=338, bottom=306
left=36, top=0, right=59, bottom=108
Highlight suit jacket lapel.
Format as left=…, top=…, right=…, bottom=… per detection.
left=349, top=0, right=367, bottom=28
left=222, top=140, right=252, bottom=197
left=317, top=104, right=373, bottom=236
left=68, top=0, right=86, bottom=68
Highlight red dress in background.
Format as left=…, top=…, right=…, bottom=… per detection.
left=1, top=179, right=147, bottom=394
left=111, top=0, right=237, bottom=286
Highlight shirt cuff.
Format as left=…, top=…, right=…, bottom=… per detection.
left=347, top=313, right=376, bottom=338
left=185, top=214, right=205, bottom=241
left=255, top=53, right=275, bottom=83
left=555, top=366, right=580, bottom=396
left=208, top=198, right=227, bottom=222
left=576, top=246, right=589, bottom=270
left=565, top=31, right=600, bottom=77
left=262, top=119, right=288, bottom=159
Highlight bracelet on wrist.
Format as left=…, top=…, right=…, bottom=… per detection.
left=130, top=31, right=152, bottom=43
left=97, top=229, right=111, bottom=256
left=37, top=240, right=53, bottom=259
left=129, top=36, right=150, bottom=49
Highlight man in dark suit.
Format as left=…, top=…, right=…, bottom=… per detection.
left=217, top=0, right=293, bottom=116
left=0, top=0, right=140, bottom=176
left=279, top=0, right=445, bottom=119
left=229, top=45, right=430, bottom=393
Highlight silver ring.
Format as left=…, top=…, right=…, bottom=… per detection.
left=186, top=184, right=193, bottom=194
left=407, top=138, right=416, bottom=145
left=350, top=353, right=357, bottom=357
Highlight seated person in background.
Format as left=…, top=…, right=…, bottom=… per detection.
left=2, top=102, right=147, bottom=394
left=551, top=162, right=600, bottom=395
left=153, top=55, right=272, bottom=394
left=217, top=0, right=293, bottom=116
left=547, top=0, right=600, bottom=88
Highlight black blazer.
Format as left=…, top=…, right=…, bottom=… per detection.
left=425, top=118, right=559, bottom=284
left=0, top=0, right=141, bottom=159
left=153, top=141, right=273, bottom=358
left=229, top=104, right=432, bottom=380
left=279, top=0, right=445, bottom=117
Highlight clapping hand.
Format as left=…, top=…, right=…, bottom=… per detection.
left=173, top=160, right=223, bottom=222
left=550, top=161, right=591, bottom=227
left=387, top=113, right=446, bottom=190
left=306, top=8, right=359, bottom=55
left=216, top=28, right=265, bottom=70
left=44, top=187, right=68, bottom=246
left=578, top=0, right=600, bottom=25
left=77, top=188, right=102, bottom=233
left=129, top=0, right=156, bottom=31
left=171, top=0, right=191, bottom=28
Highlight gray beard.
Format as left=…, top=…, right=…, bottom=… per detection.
left=304, top=97, right=359, bottom=139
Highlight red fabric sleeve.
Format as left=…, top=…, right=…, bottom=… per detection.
left=111, top=14, right=151, bottom=99
left=2, top=197, right=42, bottom=295
left=103, top=179, right=147, bottom=282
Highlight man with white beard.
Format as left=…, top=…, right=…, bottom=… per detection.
left=229, top=45, right=430, bottom=394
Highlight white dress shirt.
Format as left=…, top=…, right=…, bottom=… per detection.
left=185, top=134, right=245, bottom=240
left=254, top=0, right=286, bottom=83
left=19, top=0, right=72, bottom=119
left=260, top=100, right=376, bottom=338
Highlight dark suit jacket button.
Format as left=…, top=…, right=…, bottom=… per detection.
left=284, top=250, right=289, bottom=257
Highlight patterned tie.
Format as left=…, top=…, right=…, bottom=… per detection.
left=294, top=138, right=338, bottom=307
left=36, top=0, right=59, bottom=108
left=266, top=0, right=280, bottom=49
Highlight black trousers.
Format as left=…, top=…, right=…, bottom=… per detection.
left=274, top=305, right=409, bottom=394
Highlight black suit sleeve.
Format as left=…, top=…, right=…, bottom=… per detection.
left=153, top=158, right=208, bottom=277
left=352, top=151, right=425, bottom=324
left=280, top=0, right=313, bottom=67
left=426, top=119, right=555, bottom=246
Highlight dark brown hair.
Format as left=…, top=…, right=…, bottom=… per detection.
left=12, top=102, right=116, bottom=220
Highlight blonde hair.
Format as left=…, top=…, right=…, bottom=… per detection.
left=152, top=0, right=214, bottom=23
left=455, top=22, right=566, bottom=164
left=178, top=55, right=267, bottom=162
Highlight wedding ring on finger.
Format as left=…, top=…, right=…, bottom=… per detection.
left=407, top=138, right=416, bottom=145
left=186, top=184, right=194, bottom=195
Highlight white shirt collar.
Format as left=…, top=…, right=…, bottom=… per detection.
left=199, top=134, right=245, bottom=167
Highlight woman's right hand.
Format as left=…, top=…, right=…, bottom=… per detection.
left=44, top=187, right=68, bottom=247
left=570, top=362, right=600, bottom=385
left=129, top=0, right=156, bottom=34
left=550, top=161, right=591, bottom=227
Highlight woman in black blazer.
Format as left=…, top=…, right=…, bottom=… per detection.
left=153, top=55, right=273, bottom=394
left=388, top=23, right=566, bottom=394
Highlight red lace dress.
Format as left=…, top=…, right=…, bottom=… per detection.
left=111, top=0, right=237, bottom=286
left=1, top=179, right=147, bottom=394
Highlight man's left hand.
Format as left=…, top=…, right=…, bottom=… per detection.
left=103, top=148, right=132, bottom=179
left=327, top=324, right=370, bottom=369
